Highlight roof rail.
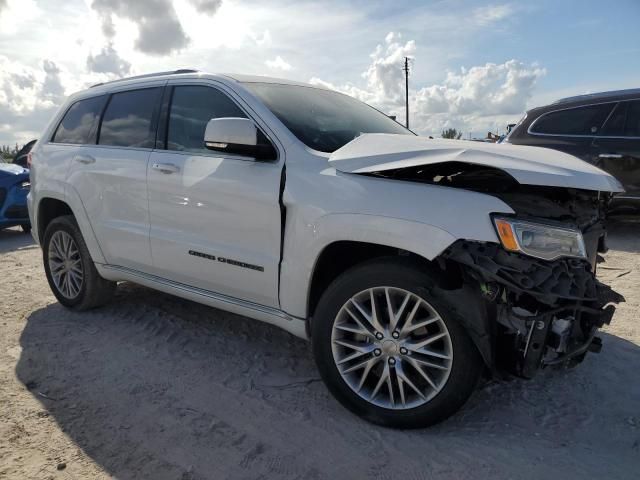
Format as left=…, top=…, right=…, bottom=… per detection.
left=553, top=87, right=640, bottom=105
left=90, top=69, right=199, bottom=88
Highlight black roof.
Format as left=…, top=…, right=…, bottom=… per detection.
left=553, top=88, right=640, bottom=105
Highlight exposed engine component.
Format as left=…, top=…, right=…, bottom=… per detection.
left=441, top=239, right=623, bottom=378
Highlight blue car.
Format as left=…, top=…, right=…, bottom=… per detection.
left=0, top=163, right=31, bottom=233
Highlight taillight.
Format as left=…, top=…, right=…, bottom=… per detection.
left=27, top=151, right=33, bottom=168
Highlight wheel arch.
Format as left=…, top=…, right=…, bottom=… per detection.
left=306, top=241, right=432, bottom=320
left=37, top=190, right=106, bottom=264
left=306, top=245, right=494, bottom=369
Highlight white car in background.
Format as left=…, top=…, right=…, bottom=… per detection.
left=27, top=70, right=623, bottom=427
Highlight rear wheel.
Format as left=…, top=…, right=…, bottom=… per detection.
left=312, top=258, right=483, bottom=428
left=43, top=215, right=116, bottom=310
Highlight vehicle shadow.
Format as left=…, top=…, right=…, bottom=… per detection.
left=606, top=216, right=640, bottom=254
left=0, top=226, right=35, bottom=254
left=15, top=283, right=640, bottom=479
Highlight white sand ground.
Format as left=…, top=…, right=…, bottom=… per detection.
left=0, top=220, right=638, bottom=479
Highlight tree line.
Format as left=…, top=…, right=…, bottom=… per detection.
left=1, top=144, right=23, bottom=161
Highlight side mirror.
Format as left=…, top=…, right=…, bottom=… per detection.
left=204, top=117, right=276, bottom=160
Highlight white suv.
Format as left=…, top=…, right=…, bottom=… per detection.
left=28, top=70, right=624, bottom=427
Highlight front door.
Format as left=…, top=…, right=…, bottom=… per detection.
left=147, top=83, right=284, bottom=307
left=592, top=100, right=640, bottom=197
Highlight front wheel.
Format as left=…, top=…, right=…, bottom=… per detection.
left=312, top=258, right=483, bottom=428
left=42, top=215, right=116, bottom=310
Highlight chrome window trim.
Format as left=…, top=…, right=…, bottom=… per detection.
left=43, top=142, right=155, bottom=152
left=526, top=98, right=640, bottom=138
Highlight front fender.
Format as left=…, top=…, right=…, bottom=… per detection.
left=280, top=213, right=459, bottom=318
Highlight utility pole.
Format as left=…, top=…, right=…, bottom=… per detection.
left=403, top=57, right=410, bottom=129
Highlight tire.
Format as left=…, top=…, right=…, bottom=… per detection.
left=42, top=215, right=116, bottom=310
left=312, top=258, right=483, bottom=428
left=21, top=224, right=31, bottom=234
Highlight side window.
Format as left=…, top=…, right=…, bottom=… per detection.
left=52, top=96, right=107, bottom=144
left=167, top=85, right=247, bottom=153
left=530, top=103, right=614, bottom=136
left=624, top=101, right=640, bottom=137
left=600, top=102, right=626, bottom=136
left=98, top=88, right=161, bottom=148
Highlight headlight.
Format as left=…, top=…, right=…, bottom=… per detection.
left=19, top=180, right=31, bottom=190
left=493, top=217, right=586, bottom=261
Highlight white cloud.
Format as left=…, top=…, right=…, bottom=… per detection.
left=265, top=56, right=293, bottom=71
left=0, top=0, right=40, bottom=35
left=90, top=0, right=191, bottom=55
left=310, top=32, right=416, bottom=108
left=411, top=60, right=544, bottom=136
left=87, top=43, right=131, bottom=76
left=188, top=0, right=221, bottom=15
left=254, top=29, right=272, bottom=47
left=472, top=3, right=515, bottom=26
left=0, top=57, right=67, bottom=144
left=415, top=60, right=545, bottom=116
left=311, top=33, right=544, bottom=137
left=0, top=0, right=609, bottom=145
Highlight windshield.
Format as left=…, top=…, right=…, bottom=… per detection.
left=244, top=83, right=413, bottom=153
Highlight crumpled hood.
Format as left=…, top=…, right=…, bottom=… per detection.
left=329, top=134, right=624, bottom=193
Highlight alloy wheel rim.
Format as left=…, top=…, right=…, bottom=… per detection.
left=331, top=286, right=453, bottom=410
left=48, top=230, right=83, bottom=299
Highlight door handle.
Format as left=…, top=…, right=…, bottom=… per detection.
left=152, top=163, right=180, bottom=174
left=73, top=154, right=96, bottom=164
left=599, top=153, right=623, bottom=159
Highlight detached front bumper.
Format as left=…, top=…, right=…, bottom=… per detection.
left=442, top=240, right=624, bottom=378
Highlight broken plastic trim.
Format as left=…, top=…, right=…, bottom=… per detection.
left=441, top=239, right=624, bottom=378
left=441, top=240, right=607, bottom=305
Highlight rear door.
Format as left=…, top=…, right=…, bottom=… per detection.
left=147, top=81, right=284, bottom=307
left=67, top=85, right=163, bottom=271
left=592, top=100, right=640, bottom=197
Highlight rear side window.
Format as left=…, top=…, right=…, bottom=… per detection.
left=624, top=101, right=640, bottom=137
left=600, top=102, right=626, bottom=136
left=98, top=88, right=161, bottom=148
left=167, top=85, right=246, bottom=153
left=599, top=100, right=640, bottom=137
left=52, top=96, right=107, bottom=144
left=530, top=103, right=614, bottom=136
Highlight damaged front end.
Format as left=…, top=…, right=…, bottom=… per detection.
left=431, top=176, right=625, bottom=378
left=334, top=137, right=626, bottom=379
left=442, top=240, right=623, bottom=378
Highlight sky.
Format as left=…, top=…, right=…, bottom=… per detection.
left=0, top=0, right=639, bottom=145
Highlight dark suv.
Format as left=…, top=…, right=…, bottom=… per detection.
left=505, top=89, right=640, bottom=210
